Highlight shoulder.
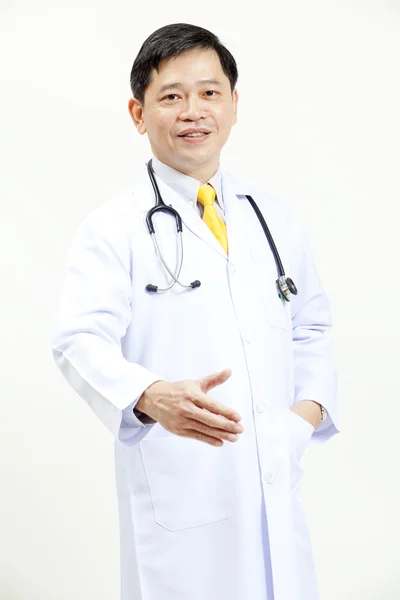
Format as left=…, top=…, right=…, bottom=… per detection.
left=223, top=169, right=298, bottom=225
left=76, top=183, right=139, bottom=239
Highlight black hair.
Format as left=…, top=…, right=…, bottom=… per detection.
left=130, top=23, right=238, bottom=105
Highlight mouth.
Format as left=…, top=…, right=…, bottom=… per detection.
left=177, top=130, right=212, bottom=145
left=177, top=130, right=211, bottom=139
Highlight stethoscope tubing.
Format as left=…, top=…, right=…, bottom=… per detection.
left=245, top=194, right=284, bottom=278
left=145, top=159, right=297, bottom=301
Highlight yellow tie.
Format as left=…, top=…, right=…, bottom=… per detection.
left=197, top=184, right=228, bottom=254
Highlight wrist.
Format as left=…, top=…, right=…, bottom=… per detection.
left=293, top=400, right=322, bottom=429
left=135, top=380, right=163, bottom=415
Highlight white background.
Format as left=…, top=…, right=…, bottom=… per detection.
left=1, top=1, right=399, bottom=598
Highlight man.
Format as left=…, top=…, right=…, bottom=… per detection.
left=52, top=23, right=339, bottom=600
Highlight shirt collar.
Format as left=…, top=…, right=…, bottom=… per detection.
left=151, top=155, right=224, bottom=210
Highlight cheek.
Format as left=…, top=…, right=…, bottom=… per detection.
left=213, top=106, right=235, bottom=132
left=156, top=115, right=172, bottom=133
left=146, top=109, right=174, bottom=138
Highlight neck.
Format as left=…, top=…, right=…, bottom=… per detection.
left=153, top=154, right=220, bottom=183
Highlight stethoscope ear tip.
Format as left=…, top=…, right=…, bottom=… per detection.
left=146, top=284, right=158, bottom=293
left=190, top=280, right=201, bottom=288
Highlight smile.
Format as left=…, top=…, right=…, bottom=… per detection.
left=177, top=132, right=211, bottom=144
left=179, top=132, right=209, bottom=137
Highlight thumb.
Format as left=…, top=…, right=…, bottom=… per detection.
left=197, top=368, right=232, bottom=393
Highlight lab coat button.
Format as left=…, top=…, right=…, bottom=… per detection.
left=264, top=472, right=276, bottom=484
left=256, top=402, right=266, bottom=414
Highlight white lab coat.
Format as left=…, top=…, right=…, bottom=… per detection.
left=52, top=162, right=339, bottom=600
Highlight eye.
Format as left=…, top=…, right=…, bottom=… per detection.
left=205, top=90, right=218, bottom=97
left=163, top=94, right=180, bottom=101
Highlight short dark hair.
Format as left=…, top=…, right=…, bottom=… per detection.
left=130, top=23, right=239, bottom=105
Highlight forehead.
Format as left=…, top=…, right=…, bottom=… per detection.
left=150, top=48, right=228, bottom=87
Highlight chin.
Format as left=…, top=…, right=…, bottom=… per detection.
left=181, top=149, right=215, bottom=161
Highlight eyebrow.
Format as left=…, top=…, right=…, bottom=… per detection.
left=158, top=79, right=223, bottom=94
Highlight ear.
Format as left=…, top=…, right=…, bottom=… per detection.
left=128, top=97, right=146, bottom=134
left=232, top=88, right=239, bottom=125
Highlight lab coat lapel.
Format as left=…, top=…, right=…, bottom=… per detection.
left=222, top=172, right=250, bottom=259
left=166, top=169, right=254, bottom=260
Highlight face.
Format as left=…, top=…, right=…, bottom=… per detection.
left=128, top=47, right=238, bottom=181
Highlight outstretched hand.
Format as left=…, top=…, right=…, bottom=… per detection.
left=135, top=368, right=244, bottom=446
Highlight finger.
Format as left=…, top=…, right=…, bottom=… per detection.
left=197, top=368, right=232, bottom=394
left=192, top=390, right=242, bottom=423
left=180, top=429, right=224, bottom=447
left=185, top=418, right=240, bottom=442
left=186, top=407, right=244, bottom=434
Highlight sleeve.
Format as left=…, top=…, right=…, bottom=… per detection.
left=121, top=399, right=158, bottom=426
left=288, top=213, right=340, bottom=444
left=51, top=207, right=162, bottom=446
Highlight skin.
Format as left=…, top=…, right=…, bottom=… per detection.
left=128, top=48, right=321, bottom=445
left=128, top=47, right=238, bottom=183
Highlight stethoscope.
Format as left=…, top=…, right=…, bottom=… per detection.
left=145, top=159, right=298, bottom=302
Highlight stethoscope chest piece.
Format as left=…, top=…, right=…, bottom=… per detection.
left=276, top=276, right=298, bottom=302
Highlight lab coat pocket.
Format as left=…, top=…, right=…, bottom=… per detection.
left=289, top=410, right=314, bottom=461
left=139, top=434, right=236, bottom=531
left=288, top=410, right=314, bottom=511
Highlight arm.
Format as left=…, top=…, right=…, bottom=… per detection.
left=288, top=214, right=340, bottom=443
left=290, top=399, right=323, bottom=429
left=51, top=206, right=161, bottom=446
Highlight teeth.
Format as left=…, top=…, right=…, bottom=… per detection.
left=185, top=132, right=207, bottom=137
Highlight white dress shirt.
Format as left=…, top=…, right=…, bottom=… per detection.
left=151, top=156, right=226, bottom=223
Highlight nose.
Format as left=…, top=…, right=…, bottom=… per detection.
left=179, top=95, right=204, bottom=121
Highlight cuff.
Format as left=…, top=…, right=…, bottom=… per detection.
left=117, top=380, right=162, bottom=445
left=294, top=394, right=340, bottom=445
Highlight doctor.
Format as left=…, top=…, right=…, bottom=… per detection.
left=52, top=22, right=339, bottom=600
